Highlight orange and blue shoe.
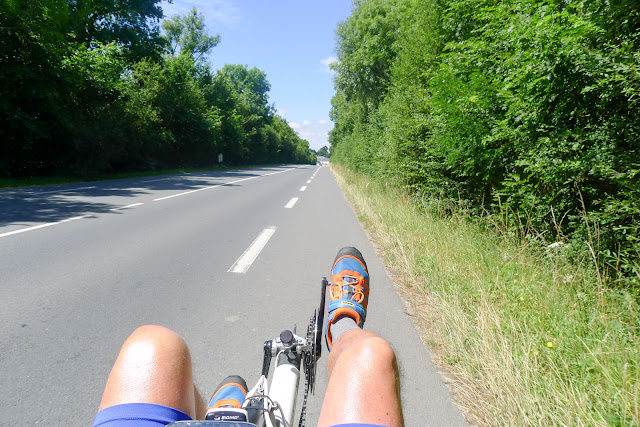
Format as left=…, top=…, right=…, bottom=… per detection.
left=324, top=246, right=370, bottom=351
left=205, top=375, right=248, bottom=422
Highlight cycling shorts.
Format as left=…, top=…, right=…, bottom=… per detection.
left=93, top=403, right=387, bottom=427
left=92, top=403, right=191, bottom=426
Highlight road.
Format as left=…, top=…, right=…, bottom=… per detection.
left=0, top=165, right=467, bottom=426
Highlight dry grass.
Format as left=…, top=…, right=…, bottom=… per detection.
left=332, top=164, right=640, bottom=426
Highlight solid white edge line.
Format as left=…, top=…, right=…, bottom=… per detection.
left=262, top=168, right=293, bottom=176
left=153, top=186, right=212, bottom=201
left=28, top=186, right=96, bottom=196
left=141, top=178, right=173, bottom=183
left=300, top=186, right=307, bottom=191
left=0, top=215, right=90, bottom=239
left=109, top=203, right=144, bottom=211
left=153, top=169, right=294, bottom=202
left=228, top=226, right=277, bottom=274
left=285, top=198, right=299, bottom=209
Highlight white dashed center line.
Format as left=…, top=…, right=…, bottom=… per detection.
left=285, top=198, right=299, bottom=209
left=228, top=226, right=277, bottom=274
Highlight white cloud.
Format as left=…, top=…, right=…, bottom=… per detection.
left=291, top=119, right=333, bottom=151
left=276, top=108, right=289, bottom=118
left=320, top=56, right=338, bottom=73
left=161, top=0, right=242, bottom=28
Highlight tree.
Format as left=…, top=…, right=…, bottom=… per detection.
left=330, top=0, right=640, bottom=282
left=332, top=0, right=405, bottom=113
left=0, top=0, right=71, bottom=175
left=67, top=0, right=166, bottom=61
left=0, top=0, right=167, bottom=176
left=317, top=146, right=330, bottom=157
left=162, top=8, right=220, bottom=65
left=215, top=64, right=272, bottom=118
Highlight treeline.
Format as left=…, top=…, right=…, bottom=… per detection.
left=1, top=0, right=315, bottom=178
left=330, top=0, right=640, bottom=284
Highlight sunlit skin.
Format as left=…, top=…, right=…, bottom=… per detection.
left=98, top=325, right=206, bottom=419
left=97, top=325, right=403, bottom=425
left=319, top=329, right=404, bottom=427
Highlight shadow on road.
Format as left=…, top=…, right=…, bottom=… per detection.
left=0, top=167, right=285, bottom=228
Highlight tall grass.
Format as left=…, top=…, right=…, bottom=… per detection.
left=332, top=164, right=639, bottom=426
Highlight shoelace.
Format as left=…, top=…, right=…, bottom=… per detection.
left=330, top=274, right=367, bottom=304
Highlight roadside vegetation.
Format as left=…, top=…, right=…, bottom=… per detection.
left=329, top=0, right=639, bottom=424
left=1, top=1, right=315, bottom=180
left=329, top=0, right=639, bottom=286
left=333, top=164, right=639, bottom=425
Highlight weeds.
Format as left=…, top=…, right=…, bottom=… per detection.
left=332, top=164, right=639, bottom=426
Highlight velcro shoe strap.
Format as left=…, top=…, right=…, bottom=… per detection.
left=328, top=299, right=366, bottom=325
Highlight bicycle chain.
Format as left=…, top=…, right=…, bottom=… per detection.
left=298, top=310, right=317, bottom=427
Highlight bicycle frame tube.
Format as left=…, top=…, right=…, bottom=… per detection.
left=169, top=280, right=327, bottom=427
left=248, top=278, right=328, bottom=427
left=268, top=349, right=301, bottom=426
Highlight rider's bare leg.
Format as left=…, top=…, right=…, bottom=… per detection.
left=97, top=325, right=206, bottom=419
left=318, top=329, right=403, bottom=427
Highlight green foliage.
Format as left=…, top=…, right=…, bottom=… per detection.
left=162, top=8, right=220, bottom=65
left=316, top=146, right=330, bottom=157
left=215, top=64, right=273, bottom=120
left=66, top=0, right=166, bottom=61
left=1, top=4, right=314, bottom=179
left=332, top=0, right=406, bottom=111
left=330, top=0, right=640, bottom=285
left=1, top=0, right=70, bottom=175
left=61, top=42, right=130, bottom=174
left=333, top=164, right=640, bottom=425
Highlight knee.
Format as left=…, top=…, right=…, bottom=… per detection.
left=100, top=326, right=197, bottom=414
left=349, top=336, right=397, bottom=372
left=129, top=325, right=183, bottom=342
left=121, top=325, right=189, bottom=362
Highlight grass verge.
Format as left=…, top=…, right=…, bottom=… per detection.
left=331, top=164, right=639, bottom=426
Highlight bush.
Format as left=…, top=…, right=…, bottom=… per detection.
left=329, top=0, right=640, bottom=285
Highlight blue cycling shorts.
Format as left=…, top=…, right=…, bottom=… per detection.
left=93, top=403, right=387, bottom=427
left=92, top=403, right=191, bottom=426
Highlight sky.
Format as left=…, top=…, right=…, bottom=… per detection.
left=159, top=0, right=354, bottom=151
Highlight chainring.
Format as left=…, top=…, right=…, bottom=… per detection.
left=298, top=310, right=319, bottom=427
left=304, top=309, right=318, bottom=394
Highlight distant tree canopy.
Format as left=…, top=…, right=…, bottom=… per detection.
left=316, top=146, right=330, bottom=158
left=0, top=1, right=315, bottom=178
left=330, top=0, right=640, bottom=285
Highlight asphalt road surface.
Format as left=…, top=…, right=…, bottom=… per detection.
left=0, top=165, right=467, bottom=426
